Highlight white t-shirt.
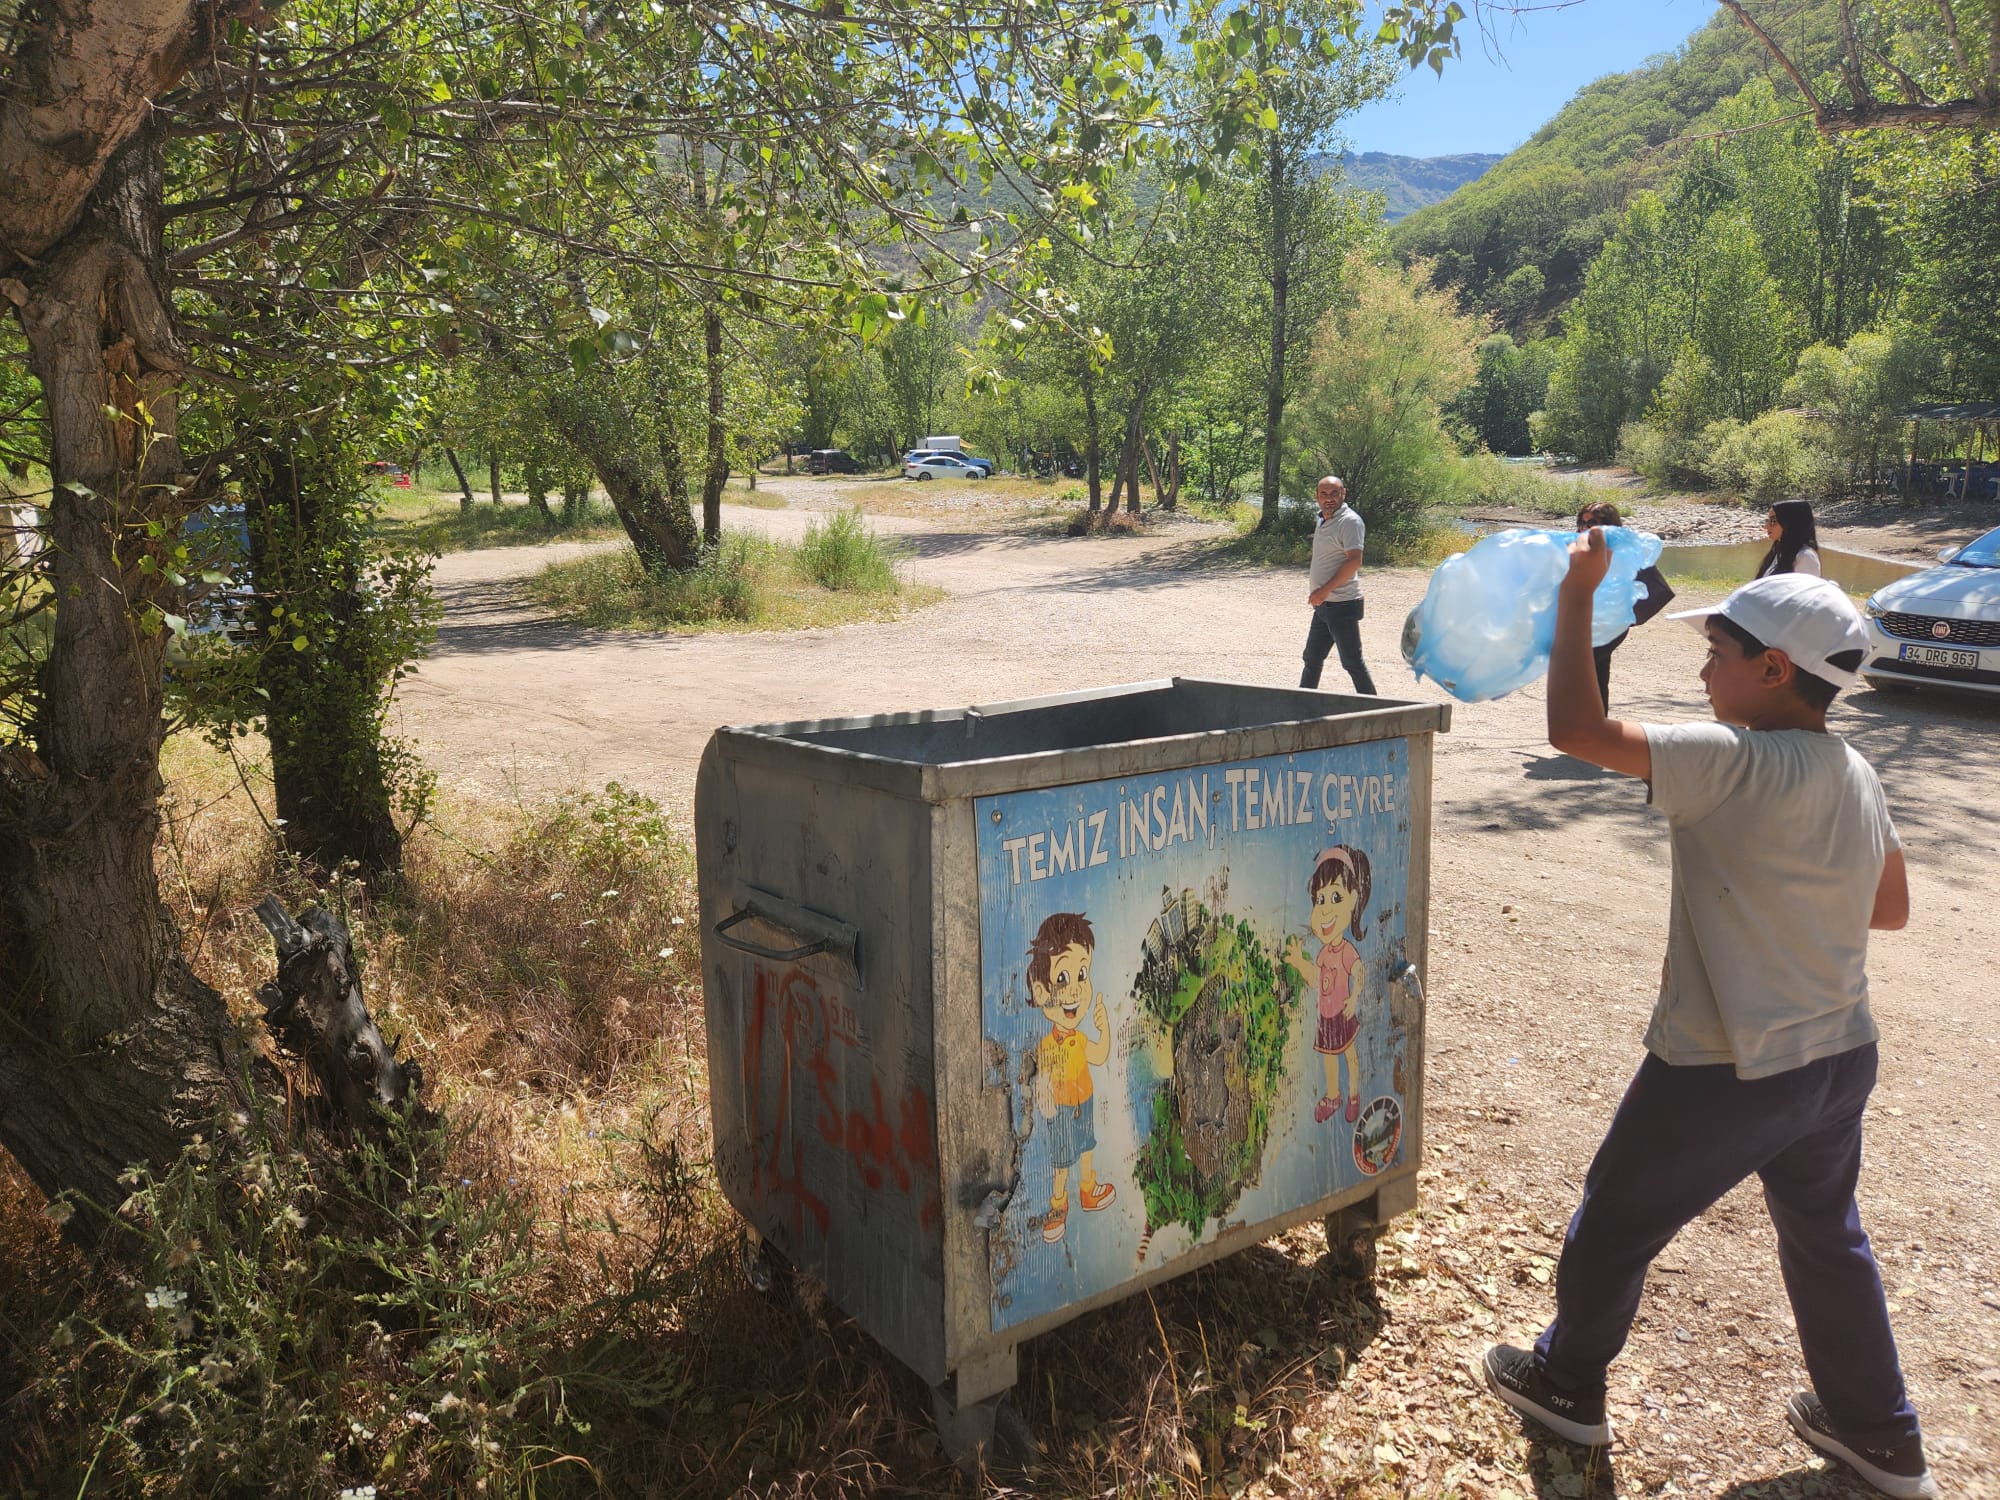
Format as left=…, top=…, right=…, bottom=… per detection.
left=1642, top=722, right=1897, bottom=1080
left=1309, top=504, right=1365, bottom=602
left=1794, top=547, right=1822, bottom=577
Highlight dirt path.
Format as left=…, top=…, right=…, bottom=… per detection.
left=399, top=482, right=2000, bottom=1496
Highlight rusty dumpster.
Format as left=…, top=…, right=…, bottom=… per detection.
left=695, top=677, right=1451, bottom=1450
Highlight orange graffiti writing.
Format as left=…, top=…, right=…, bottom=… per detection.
left=743, top=966, right=940, bottom=1235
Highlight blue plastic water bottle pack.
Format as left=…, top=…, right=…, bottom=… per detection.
left=1400, top=526, right=1665, bottom=703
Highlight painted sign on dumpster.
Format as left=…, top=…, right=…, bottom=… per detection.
left=975, top=739, right=1414, bottom=1333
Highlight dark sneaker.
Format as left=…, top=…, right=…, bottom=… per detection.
left=1787, top=1392, right=1938, bottom=1500
left=1482, top=1345, right=1612, bottom=1447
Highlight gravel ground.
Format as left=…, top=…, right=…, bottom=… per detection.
left=399, top=478, right=1999, bottom=1498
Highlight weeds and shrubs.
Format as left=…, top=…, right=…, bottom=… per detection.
left=526, top=516, right=929, bottom=633
left=1452, top=452, right=1599, bottom=518
left=794, top=509, right=903, bottom=592
left=1063, top=506, right=1148, bottom=537
left=0, top=744, right=1651, bottom=1497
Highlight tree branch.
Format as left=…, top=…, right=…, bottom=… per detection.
left=1718, top=0, right=1827, bottom=126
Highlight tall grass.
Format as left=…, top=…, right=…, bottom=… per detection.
left=795, top=509, right=903, bottom=592
left=1451, top=452, right=1603, bottom=518
left=526, top=516, right=932, bottom=633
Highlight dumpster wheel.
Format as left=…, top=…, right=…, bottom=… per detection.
left=931, top=1385, right=1040, bottom=1476
left=1324, top=1203, right=1381, bottom=1283
left=741, top=1229, right=796, bottom=1300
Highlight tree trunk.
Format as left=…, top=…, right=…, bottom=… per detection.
left=1082, top=372, right=1103, bottom=512
left=242, top=435, right=404, bottom=879
left=701, top=304, right=726, bottom=546
left=1107, top=439, right=1126, bottom=512
left=0, top=130, right=245, bottom=1222
left=525, top=457, right=554, bottom=526
left=594, top=453, right=700, bottom=572
left=487, top=451, right=502, bottom=505
left=563, top=472, right=587, bottom=524
left=1165, top=429, right=1183, bottom=511
left=444, top=446, right=475, bottom=511
left=1258, top=140, right=1290, bottom=532
left=549, top=385, right=698, bottom=573
left=1123, top=400, right=1146, bottom=515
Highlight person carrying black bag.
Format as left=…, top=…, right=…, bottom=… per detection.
left=1578, top=500, right=1673, bottom=711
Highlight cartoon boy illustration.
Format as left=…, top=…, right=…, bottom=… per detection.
left=1284, top=846, right=1372, bottom=1126
left=1028, top=912, right=1116, bottom=1243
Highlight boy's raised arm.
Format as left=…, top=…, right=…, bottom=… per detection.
left=1547, top=528, right=1653, bottom=781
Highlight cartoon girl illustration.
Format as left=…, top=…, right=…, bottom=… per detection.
left=1284, top=845, right=1371, bottom=1126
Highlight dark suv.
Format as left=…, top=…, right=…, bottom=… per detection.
left=805, top=449, right=860, bottom=474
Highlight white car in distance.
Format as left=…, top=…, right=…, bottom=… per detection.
left=1863, top=524, right=2000, bottom=696
left=903, top=453, right=987, bottom=481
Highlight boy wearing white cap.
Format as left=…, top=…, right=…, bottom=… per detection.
left=1481, top=529, right=1937, bottom=1499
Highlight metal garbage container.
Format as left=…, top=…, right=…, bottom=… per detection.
left=696, top=678, right=1450, bottom=1450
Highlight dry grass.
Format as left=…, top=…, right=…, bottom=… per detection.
left=0, top=739, right=1902, bottom=1500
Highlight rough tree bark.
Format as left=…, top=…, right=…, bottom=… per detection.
left=548, top=386, right=699, bottom=572
left=1, top=5, right=414, bottom=1223
left=701, top=305, right=726, bottom=546
left=0, top=130, right=246, bottom=1220
left=256, top=900, right=421, bottom=1132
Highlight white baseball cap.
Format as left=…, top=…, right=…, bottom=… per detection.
left=1666, top=573, right=1869, bottom=691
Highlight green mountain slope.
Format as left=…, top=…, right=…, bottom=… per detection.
left=1389, top=3, right=1842, bottom=332
left=1332, top=151, right=1502, bottom=220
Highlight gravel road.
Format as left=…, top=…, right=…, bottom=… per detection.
left=399, top=479, right=2000, bottom=1495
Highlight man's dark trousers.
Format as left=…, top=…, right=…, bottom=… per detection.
left=1301, top=598, right=1376, bottom=694
left=1534, top=1044, right=1919, bottom=1450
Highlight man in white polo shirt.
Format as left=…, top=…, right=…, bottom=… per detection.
left=1300, top=475, right=1376, bottom=695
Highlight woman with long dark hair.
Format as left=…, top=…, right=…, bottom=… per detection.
left=1576, top=500, right=1673, bottom=711
left=1757, top=499, right=1822, bottom=579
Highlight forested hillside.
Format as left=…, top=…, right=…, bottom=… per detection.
left=1390, top=3, right=1843, bottom=332
left=1395, top=0, right=1998, bottom=503
left=1334, top=151, right=1502, bottom=219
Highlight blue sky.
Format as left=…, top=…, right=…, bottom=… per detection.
left=1342, top=0, right=1721, bottom=157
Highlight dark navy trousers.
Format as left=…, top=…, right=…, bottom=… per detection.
left=1301, top=598, right=1376, bottom=695
left=1535, top=1044, right=1920, bottom=1449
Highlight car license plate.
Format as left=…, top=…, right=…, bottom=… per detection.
left=1899, top=643, right=1980, bottom=670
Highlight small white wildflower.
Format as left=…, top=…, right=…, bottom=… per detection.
left=281, top=1205, right=307, bottom=1230
left=600, top=888, right=620, bottom=898
left=670, top=916, right=685, bottom=926
left=432, top=1392, right=465, bottom=1417
left=657, top=947, right=673, bottom=959
left=337, top=1487, right=378, bottom=1500
left=42, top=1199, right=74, bottom=1228
left=548, top=890, right=565, bottom=900
left=144, top=1286, right=186, bottom=1311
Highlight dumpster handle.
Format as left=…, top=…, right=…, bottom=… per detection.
left=714, top=908, right=836, bottom=963
left=713, top=889, right=860, bottom=970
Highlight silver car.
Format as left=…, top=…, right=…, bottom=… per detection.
left=903, top=453, right=987, bottom=481
left=1862, top=525, right=2000, bottom=695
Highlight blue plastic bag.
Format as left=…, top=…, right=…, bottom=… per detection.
left=1400, top=525, right=1665, bottom=703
